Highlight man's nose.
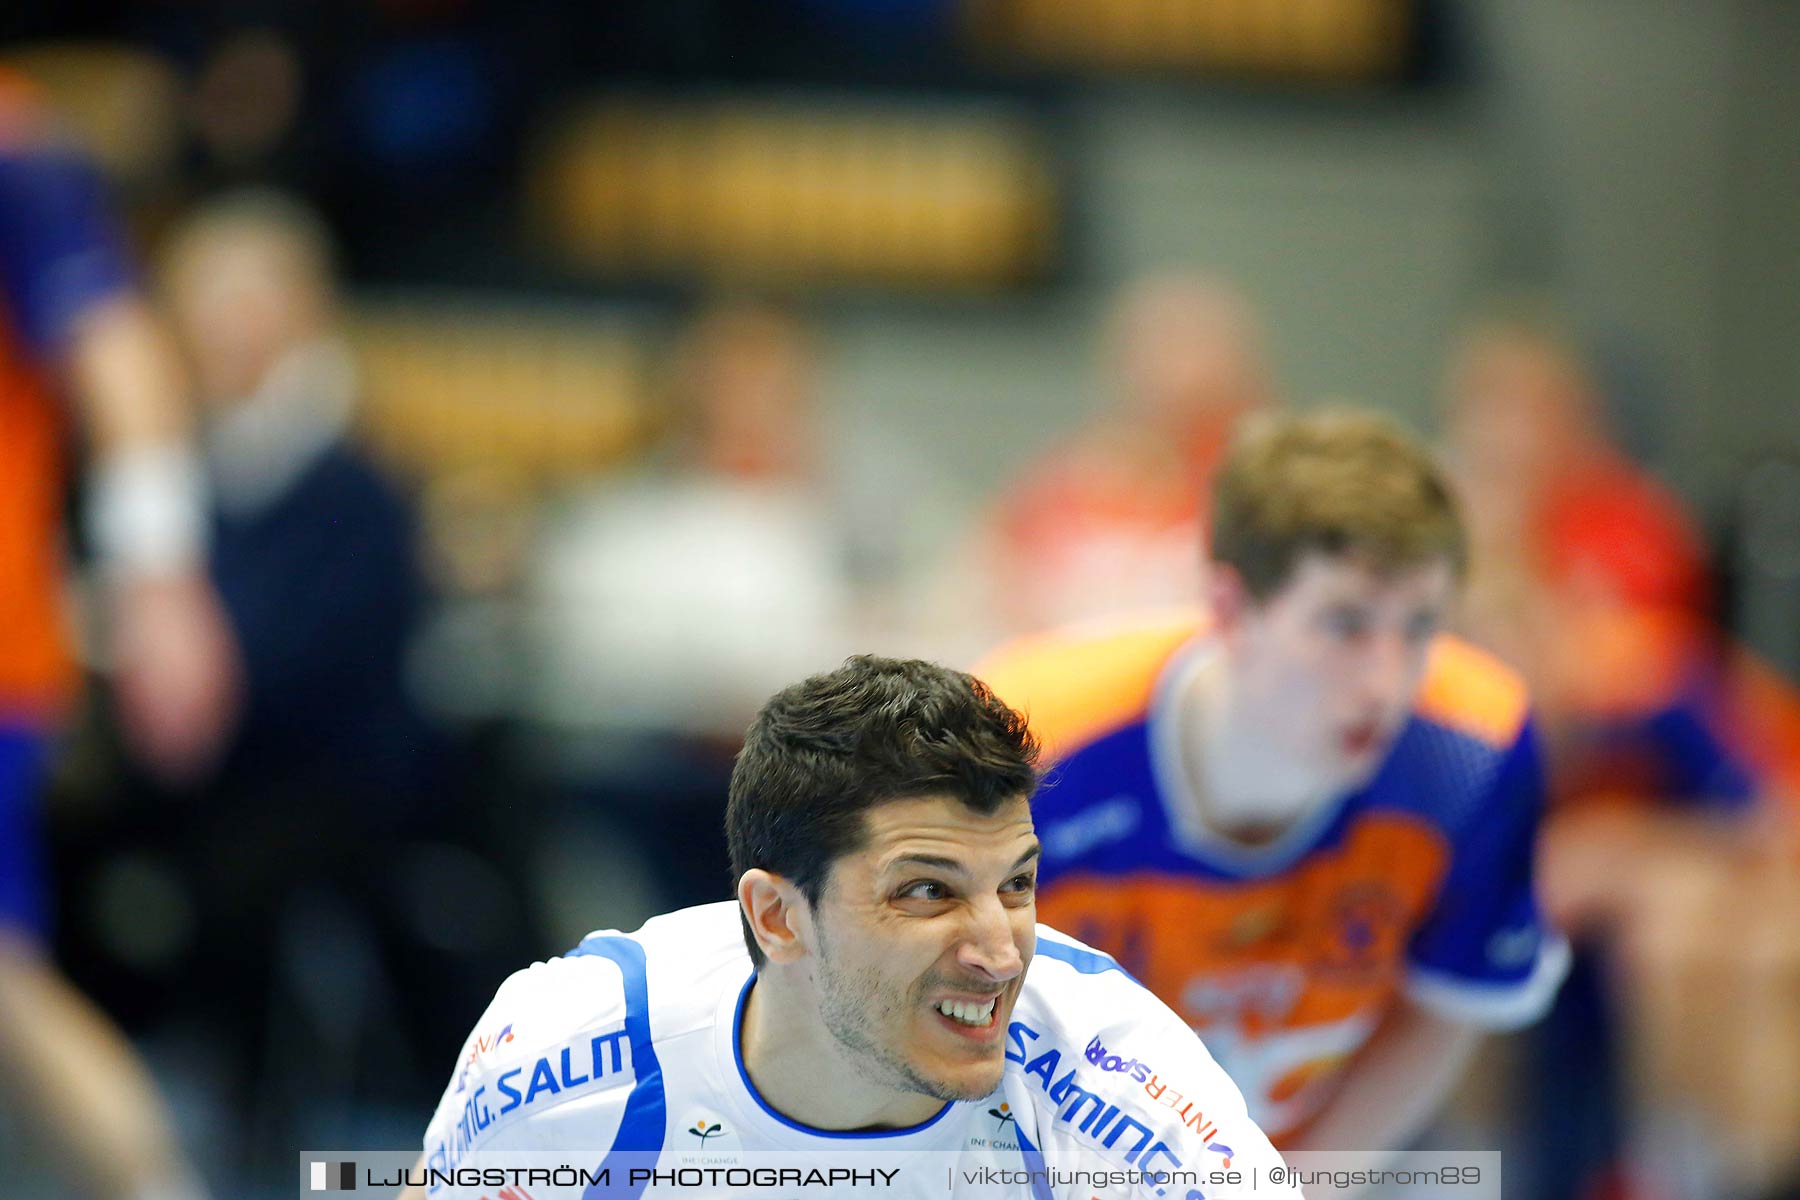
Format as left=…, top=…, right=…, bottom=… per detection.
left=957, top=896, right=1026, bottom=983
left=1362, top=632, right=1414, bottom=709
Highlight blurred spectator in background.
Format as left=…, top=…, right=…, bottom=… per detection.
left=528, top=301, right=860, bottom=921
left=160, top=190, right=429, bottom=810
left=0, top=69, right=221, bottom=1200
left=1446, top=303, right=1713, bottom=752
left=1444, top=303, right=1800, bottom=1200
left=186, top=29, right=308, bottom=189
left=113, top=188, right=464, bottom=1165
left=967, top=273, right=1275, bottom=640
left=1441, top=300, right=1796, bottom=844
left=533, top=301, right=856, bottom=740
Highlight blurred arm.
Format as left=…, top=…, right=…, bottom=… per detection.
left=0, top=932, right=207, bottom=1200
left=65, top=293, right=190, bottom=454
left=1282, top=997, right=1481, bottom=1157
left=68, top=293, right=242, bottom=786
left=1318, top=711, right=1565, bottom=1163
left=0, top=138, right=239, bottom=781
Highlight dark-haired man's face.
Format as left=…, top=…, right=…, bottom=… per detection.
left=1230, top=550, right=1455, bottom=791
left=809, top=793, right=1039, bottom=1106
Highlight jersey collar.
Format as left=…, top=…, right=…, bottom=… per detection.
left=1146, top=634, right=1360, bottom=878
left=710, top=973, right=960, bottom=1149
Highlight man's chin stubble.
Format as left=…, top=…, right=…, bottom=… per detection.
left=822, top=997, right=999, bottom=1105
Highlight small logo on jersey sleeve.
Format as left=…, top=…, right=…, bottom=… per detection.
left=1043, top=796, right=1142, bottom=859
left=455, top=1023, right=517, bottom=1094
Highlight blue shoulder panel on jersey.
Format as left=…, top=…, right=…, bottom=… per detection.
left=1033, top=935, right=1147, bottom=990
left=0, top=149, right=136, bottom=353
left=567, top=934, right=667, bottom=1199
left=1011, top=1123, right=1057, bottom=1200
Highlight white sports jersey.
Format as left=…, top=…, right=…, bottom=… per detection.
left=423, top=902, right=1301, bottom=1199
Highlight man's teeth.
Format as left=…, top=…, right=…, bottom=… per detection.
left=936, top=997, right=998, bottom=1026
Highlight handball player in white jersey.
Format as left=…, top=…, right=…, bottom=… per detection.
left=406, top=656, right=1299, bottom=1199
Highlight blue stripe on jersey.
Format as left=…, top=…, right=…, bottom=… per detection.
left=1033, top=935, right=1146, bottom=990
left=1012, top=1122, right=1056, bottom=1200
left=567, top=934, right=667, bottom=1199
left=0, top=726, right=48, bottom=939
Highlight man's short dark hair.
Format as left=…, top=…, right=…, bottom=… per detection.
left=727, top=655, right=1041, bottom=967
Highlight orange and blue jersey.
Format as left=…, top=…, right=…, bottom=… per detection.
left=0, top=82, right=137, bottom=936
left=0, top=96, right=135, bottom=725
left=1549, top=604, right=1784, bottom=815
left=978, top=612, right=1570, bottom=1142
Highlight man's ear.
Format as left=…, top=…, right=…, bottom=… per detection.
left=737, top=869, right=812, bottom=965
left=1208, top=562, right=1252, bottom=637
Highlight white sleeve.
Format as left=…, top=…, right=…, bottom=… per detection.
left=420, top=953, right=637, bottom=1197
left=1010, top=931, right=1304, bottom=1199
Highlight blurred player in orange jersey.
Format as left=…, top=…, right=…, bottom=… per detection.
left=1443, top=304, right=1800, bottom=826
left=0, top=72, right=227, bottom=1200
left=977, top=409, right=1568, bottom=1157
left=1446, top=306, right=1800, bottom=1199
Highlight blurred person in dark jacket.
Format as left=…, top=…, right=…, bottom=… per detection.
left=160, top=190, right=428, bottom=807
left=0, top=70, right=221, bottom=1200
left=129, top=189, right=445, bottom=1156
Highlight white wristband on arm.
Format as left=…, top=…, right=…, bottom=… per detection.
left=86, top=442, right=209, bottom=577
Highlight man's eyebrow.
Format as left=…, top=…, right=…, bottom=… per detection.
left=885, top=844, right=1041, bottom=875
left=886, top=853, right=966, bottom=874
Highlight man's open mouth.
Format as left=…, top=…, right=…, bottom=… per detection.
left=934, top=997, right=999, bottom=1028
